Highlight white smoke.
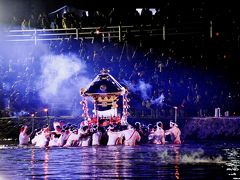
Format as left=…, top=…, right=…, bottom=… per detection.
left=151, top=92, right=165, bottom=105
left=138, top=80, right=152, bottom=100
left=122, top=79, right=152, bottom=100
left=122, top=79, right=137, bottom=92
left=37, top=54, right=91, bottom=106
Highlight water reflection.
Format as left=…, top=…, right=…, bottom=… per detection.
left=31, top=148, right=35, bottom=179
left=44, top=148, right=49, bottom=180
left=224, top=148, right=240, bottom=179
left=0, top=142, right=239, bottom=179
left=114, top=151, right=122, bottom=178
left=173, top=146, right=180, bottom=179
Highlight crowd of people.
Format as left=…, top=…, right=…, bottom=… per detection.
left=19, top=120, right=181, bottom=147
left=9, top=8, right=160, bottom=30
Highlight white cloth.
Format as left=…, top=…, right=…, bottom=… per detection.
left=92, top=131, right=102, bottom=146
left=31, top=134, right=38, bottom=145
left=34, top=133, right=49, bottom=148
left=49, top=137, right=59, bottom=147
left=81, top=136, right=91, bottom=147
left=78, top=129, right=91, bottom=147
left=19, top=132, right=30, bottom=145
left=107, top=131, right=121, bottom=146
left=65, top=133, right=79, bottom=147
left=57, top=132, right=70, bottom=147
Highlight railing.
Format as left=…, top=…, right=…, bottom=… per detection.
left=4, top=25, right=164, bottom=44
left=3, top=21, right=211, bottom=45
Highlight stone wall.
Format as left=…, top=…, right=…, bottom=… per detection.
left=181, top=117, right=240, bottom=140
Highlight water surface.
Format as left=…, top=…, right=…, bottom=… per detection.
left=0, top=141, right=239, bottom=179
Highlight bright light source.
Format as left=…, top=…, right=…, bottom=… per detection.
left=136, top=8, right=156, bottom=15
left=96, top=29, right=100, bottom=34
left=215, top=32, right=220, bottom=36
left=149, top=8, right=156, bottom=15
left=44, top=108, right=48, bottom=112
left=136, top=8, right=142, bottom=15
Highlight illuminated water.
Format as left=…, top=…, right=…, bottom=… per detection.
left=0, top=141, right=239, bottom=180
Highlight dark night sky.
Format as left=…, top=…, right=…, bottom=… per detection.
left=0, top=0, right=161, bottom=23
left=0, top=0, right=238, bottom=25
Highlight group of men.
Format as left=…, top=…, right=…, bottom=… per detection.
left=18, top=120, right=181, bottom=147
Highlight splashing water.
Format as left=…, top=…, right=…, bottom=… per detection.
left=180, top=148, right=225, bottom=164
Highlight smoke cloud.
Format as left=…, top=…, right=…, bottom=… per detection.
left=37, top=54, right=91, bottom=113
left=138, top=80, right=152, bottom=100
left=151, top=92, right=165, bottom=105
left=122, top=79, right=152, bottom=100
